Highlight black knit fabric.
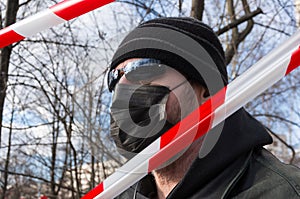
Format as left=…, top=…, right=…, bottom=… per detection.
left=109, top=17, right=228, bottom=89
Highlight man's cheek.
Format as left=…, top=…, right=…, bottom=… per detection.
left=166, top=93, right=181, bottom=124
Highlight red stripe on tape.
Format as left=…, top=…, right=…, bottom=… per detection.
left=159, top=120, right=182, bottom=149
left=0, top=27, right=25, bottom=48
left=149, top=87, right=227, bottom=171
left=159, top=87, right=226, bottom=149
left=81, top=182, right=104, bottom=199
left=51, top=0, right=115, bottom=21
left=210, top=86, right=227, bottom=108
left=149, top=111, right=214, bottom=172
left=285, top=46, right=300, bottom=75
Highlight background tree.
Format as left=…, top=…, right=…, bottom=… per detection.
left=0, top=0, right=299, bottom=198
left=0, top=0, right=19, bottom=147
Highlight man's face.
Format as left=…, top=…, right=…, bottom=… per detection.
left=109, top=58, right=209, bottom=159
left=114, top=58, right=205, bottom=124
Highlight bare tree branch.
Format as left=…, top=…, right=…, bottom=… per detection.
left=216, top=8, right=263, bottom=35
left=0, top=169, right=77, bottom=192
left=224, top=0, right=260, bottom=65
left=265, top=127, right=296, bottom=164
left=254, top=113, right=300, bottom=128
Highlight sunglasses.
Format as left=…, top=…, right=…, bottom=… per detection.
left=108, top=59, right=166, bottom=91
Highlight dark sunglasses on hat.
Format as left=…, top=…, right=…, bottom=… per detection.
left=108, top=59, right=166, bottom=91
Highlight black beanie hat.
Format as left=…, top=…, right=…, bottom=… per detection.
left=109, top=17, right=228, bottom=91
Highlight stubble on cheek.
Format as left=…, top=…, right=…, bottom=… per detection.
left=165, top=86, right=200, bottom=125
left=165, top=92, right=181, bottom=124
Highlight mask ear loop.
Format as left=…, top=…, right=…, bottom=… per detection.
left=133, top=182, right=139, bottom=199
left=170, top=79, right=189, bottom=91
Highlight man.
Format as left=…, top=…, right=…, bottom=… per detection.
left=107, top=17, right=300, bottom=198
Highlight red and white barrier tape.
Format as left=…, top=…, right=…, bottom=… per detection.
left=83, top=31, right=300, bottom=199
left=1, top=1, right=299, bottom=198
left=0, top=0, right=115, bottom=48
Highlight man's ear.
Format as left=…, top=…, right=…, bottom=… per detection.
left=191, top=83, right=209, bottom=104
left=203, top=89, right=210, bottom=98
left=199, top=88, right=210, bottom=104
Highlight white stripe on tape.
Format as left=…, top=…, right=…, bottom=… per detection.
left=99, top=138, right=160, bottom=198
left=99, top=160, right=149, bottom=199
left=225, top=56, right=290, bottom=116
left=104, top=139, right=160, bottom=190
left=11, top=9, right=65, bottom=37
left=211, top=100, right=226, bottom=130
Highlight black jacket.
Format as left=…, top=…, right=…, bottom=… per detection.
left=116, top=109, right=300, bottom=198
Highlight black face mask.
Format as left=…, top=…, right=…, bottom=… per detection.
left=110, top=84, right=174, bottom=158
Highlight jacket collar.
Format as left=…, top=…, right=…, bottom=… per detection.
left=135, top=108, right=272, bottom=198
left=167, top=108, right=272, bottom=198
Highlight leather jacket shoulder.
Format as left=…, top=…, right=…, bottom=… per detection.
left=116, top=148, right=300, bottom=199
left=228, top=148, right=300, bottom=199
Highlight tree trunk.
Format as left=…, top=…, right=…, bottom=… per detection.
left=224, top=0, right=256, bottom=65
left=0, top=1, right=19, bottom=197
left=295, top=0, right=300, bottom=27
left=0, top=0, right=19, bottom=146
left=1, top=90, right=16, bottom=199
left=190, top=0, right=205, bottom=21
